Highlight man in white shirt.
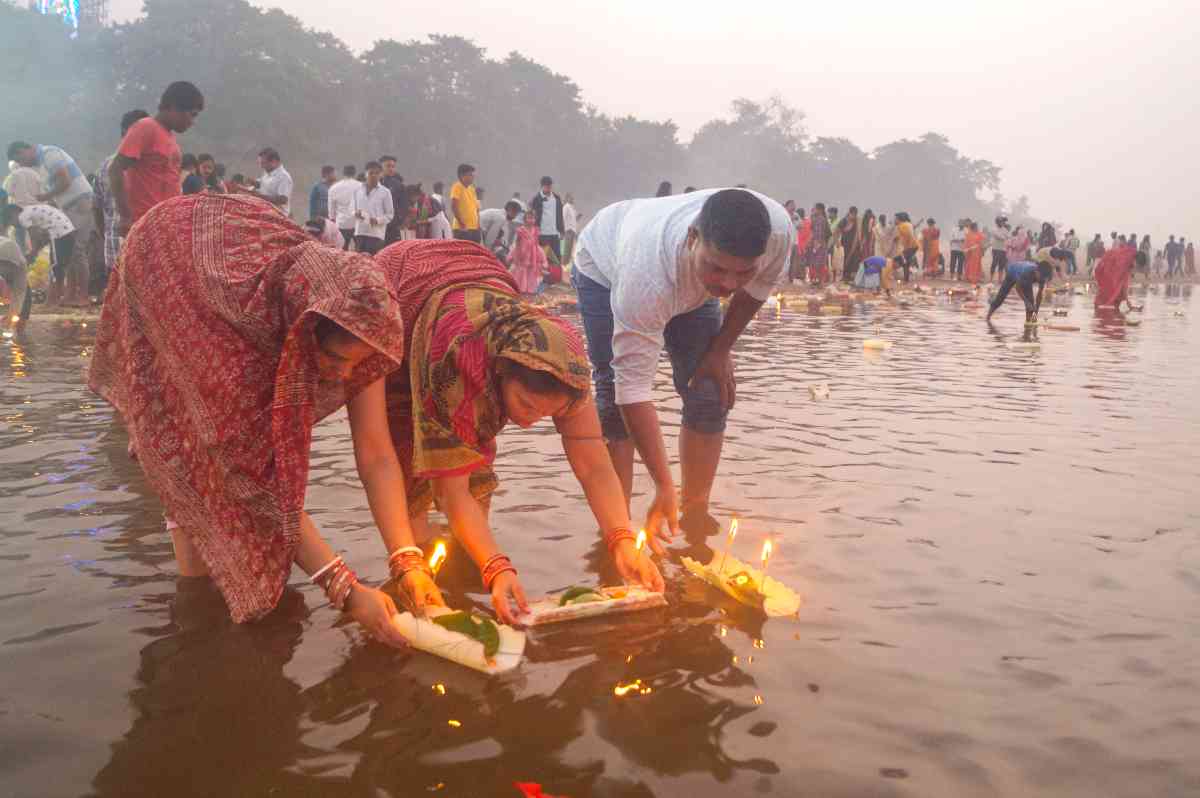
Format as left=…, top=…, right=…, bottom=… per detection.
left=480, top=201, right=522, bottom=258
left=5, top=202, right=77, bottom=306
left=351, top=161, right=393, bottom=256
left=327, top=165, right=360, bottom=250
left=428, top=180, right=452, bottom=240
left=562, top=194, right=579, bottom=266
left=247, top=147, right=293, bottom=217
left=529, top=176, right=564, bottom=260
left=573, top=188, right=793, bottom=540
left=3, top=162, right=43, bottom=252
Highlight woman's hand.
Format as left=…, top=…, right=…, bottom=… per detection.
left=490, top=569, right=529, bottom=626
left=644, top=482, right=679, bottom=551
left=612, top=538, right=665, bottom=593
left=398, top=568, right=446, bottom=617
left=346, top=585, right=410, bottom=648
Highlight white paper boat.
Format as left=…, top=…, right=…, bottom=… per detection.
left=517, top=585, right=667, bottom=627
left=390, top=606, right=525, bottom=674
left=681, top=555, right=802, bottom=617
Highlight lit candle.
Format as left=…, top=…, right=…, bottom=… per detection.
left=759, top=538, right=774, bottom=590
left=635, top=529, right=647, bottom=561
left=428, top=541, right=447, bottom=579
left=718, top=518, right=738, bottom=574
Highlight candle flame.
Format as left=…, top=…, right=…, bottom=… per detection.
left=760, top=538, right=773, bottom=570
left=428, top=541, right=447, bottom=575
left=635, top=529, right=647, bottom=552
left=728, top=518, right=739, bottom=544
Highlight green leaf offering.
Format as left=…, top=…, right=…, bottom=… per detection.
left=558, top=586, right=605, bottom=606
left=432, top=611, right=500, bottom=658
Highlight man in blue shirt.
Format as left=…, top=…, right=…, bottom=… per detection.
left=986, top=248, right=1066, bottom=324
left=309, top=165, right=335, bottom=220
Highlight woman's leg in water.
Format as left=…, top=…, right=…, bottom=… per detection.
left=166, top=518, right=209, bottom=577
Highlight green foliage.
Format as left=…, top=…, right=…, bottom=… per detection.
left=0, top=0, right=1020, bottom=223
left=432, top=611, right=500, bottom=658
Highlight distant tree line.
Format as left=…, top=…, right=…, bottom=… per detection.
left=1, top=0, right=1036, bottom=225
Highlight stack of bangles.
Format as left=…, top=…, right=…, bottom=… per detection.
left=310, top=556, right=359, bottom=611
left=388, top=546, right=432, bottom=582
left=481, top=553, right=516, bottom=591
left=603, top=526, right=637, bottom=554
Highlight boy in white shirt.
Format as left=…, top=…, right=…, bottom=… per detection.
left=5, top=202, right=77, bottom=305
left=351, top=161, right=393, bottom=256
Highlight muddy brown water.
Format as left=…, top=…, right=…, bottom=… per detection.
left=1, top=285, right=1198, bottom=798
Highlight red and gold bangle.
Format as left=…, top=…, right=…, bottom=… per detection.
left=480, top=553, right=516, bottom=591
left=311, top=556, right=360, bottom=611
left=388, top=547, right=432, bottom=581
left=603, top=526, right=637, bottom=554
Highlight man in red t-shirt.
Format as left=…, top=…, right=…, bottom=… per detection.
left=109, top=81, right=204, bottom=235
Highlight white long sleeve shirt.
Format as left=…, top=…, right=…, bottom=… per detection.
left=574, top=188, right=793, bottom=405
left=352, top=183, right=394, bottom=240
left=563, top=202, right=579, bottom=233
left=327, top=178, right=360, bottom=228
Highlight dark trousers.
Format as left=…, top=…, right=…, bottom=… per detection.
left=453, top=229, right=482, bottom=243
left=990, top=249, right=1007, bottom=279
left=51, top=233, right=78, bottom=281
left=989, top=275, right=1034, bottom=315
left=949, top=250, right=965, bottom=278
left=339, top=229, right=354, bottom=251
left=355, top=235, right=384, bottom=256
left=538, top=234, right=561, bottom=260
left=900, top=247, right=918, bottom=282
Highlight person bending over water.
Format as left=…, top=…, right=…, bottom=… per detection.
left=370, top=240, right=664, bottom=625
left=986, top=253, right=1055, bottom=325
left=88, top=194, right=440, bottom=645
left=1093, top=244, right=1146, bottom=312
left=573, top=188, right=794, bottom=541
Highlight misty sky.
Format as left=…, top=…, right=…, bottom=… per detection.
left=111, top=0, right=1199, bottom=240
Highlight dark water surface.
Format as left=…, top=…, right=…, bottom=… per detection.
left=2, top=286, right=1199, bottom=798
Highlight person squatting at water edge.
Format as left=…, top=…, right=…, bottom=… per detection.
left=572, top=188, right=794, bottom=543
left=86, top=194, right=660, bottom=640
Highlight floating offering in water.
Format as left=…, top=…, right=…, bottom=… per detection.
left=862, top=339, right=893, bottom=350
left=1125, top=319, right=1141, bottom=327
left=1007, top=341, right=1041, bottom=349
left=1041, top=324, right=1080, bottom=332
left=1053, top=308, right=1069, bottom=317
left=390, top=606, right=525, bottom=674
left=517, top=585, right=667, bottom=627
left=681, top=553, right=801, bottom=617
left=808, top=383, right=831, bottom=400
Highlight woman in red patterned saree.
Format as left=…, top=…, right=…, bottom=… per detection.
left=1093, top=244, right=1142, bottom=311
left=88, top=194, right=441, bottom=643
left=369, top=239, right=664, bottom=625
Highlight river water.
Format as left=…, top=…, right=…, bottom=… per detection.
left=2, top=284, right=1198, bottom=798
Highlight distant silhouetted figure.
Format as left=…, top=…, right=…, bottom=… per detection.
left=655, top=181, right=672, bottom=197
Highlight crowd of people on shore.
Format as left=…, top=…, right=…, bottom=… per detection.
left=0, top=80, right=1192, bottom=645
left=782, top=204, right=1196, bottom=292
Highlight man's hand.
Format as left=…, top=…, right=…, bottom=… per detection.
left=689, top=348, right=736, bottom=410
left=644, top=481, right=679, bottom=550
left=612, top=538, right=665, bottom=592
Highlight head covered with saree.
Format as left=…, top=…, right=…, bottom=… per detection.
left=89, top=194, right=407, bottom=621
left=372, top=240, right=590, bottom=513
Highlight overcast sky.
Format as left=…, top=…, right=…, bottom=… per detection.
left=111, top=0, right=1199, bottom=240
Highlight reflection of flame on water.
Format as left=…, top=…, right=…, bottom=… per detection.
left=432, top=683, right=446, bottom=695
left=447, top=719, right=462, bottom=727
left=753, top=639, right=765, bottom=649
left=753, top=695, right=764, bottom=706
left=718, top=625, right=728, bottom=638
left=613, top=679, right=652, bottom=697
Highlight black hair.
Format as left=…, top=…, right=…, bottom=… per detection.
left=196, top=153, right=214, bottom=165
left=364, top=161, right=382, bottom=172
left=927, top=218, right=936, bottom=225
left=6, top=141, right=32, bottom=161
left=343, top=164, right=356, bottom=177
left=683, top=186, right=697, bottom=193
left=215, top=163, right=226, bottom=177
left=379, top=155, right=397, bottom=164
left=655, top=181, right=672, bottom=197
left=504, top=200, right=522, bottom=215
left=304, top=219, right=325, bottom=237
left=502, top=360, right=586, bottom=404
left=321, top=165, right=335, bottom=176
left=540, top=176, right=553, bottom=187
left=457, top=163, right=475, bottom=178
left=814, top=202, right=826, bottom=212
left=1048, top=247, right=1071, bottom=261
left=181, top=153, right=197, bottom=169
left=120, top=109, right=149, bottom=135
left=694, top=189, right=771, bottom=259
left=433, top=181, right=444, bottom=193
left=258, top=147, right=280, bottom=161
left=828, top=206, right=839, bottom=215
left=160, top=81, right=204, bottom=112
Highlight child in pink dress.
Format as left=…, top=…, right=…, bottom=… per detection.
left=508, top=212, right=547, bottom=294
